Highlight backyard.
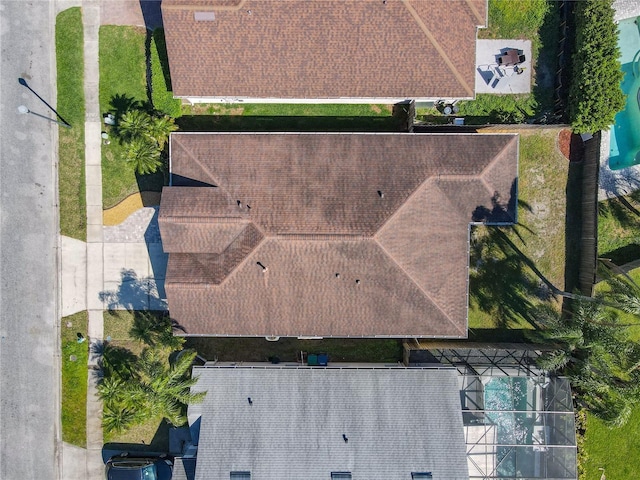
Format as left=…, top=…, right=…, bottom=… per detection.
left=468, top=127, right=570, bottom=334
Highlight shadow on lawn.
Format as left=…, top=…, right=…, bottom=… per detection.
left=469, top=226, right=545, bottom=329
left=176, top=111, right=408, bottom=133
left=102, top=420, right=170, bottom=459
left=185, top=337, right=403, bottom=364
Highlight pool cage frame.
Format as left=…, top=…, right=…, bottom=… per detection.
left=424, top=348, right=578, bottom=480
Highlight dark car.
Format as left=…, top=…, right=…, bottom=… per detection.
left=105, top=456, right=173, bottom=480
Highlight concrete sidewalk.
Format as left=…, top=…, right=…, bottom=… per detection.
left=58, top=1, right=170, bottom=477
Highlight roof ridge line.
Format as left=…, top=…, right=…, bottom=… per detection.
left=373, top=236, right=463, bottom=336
left=401, top=0, right=474, bottom=97
left=273, top=233, right=369, bottom=240
left=162, top=0, right=247, bottom=12
left=464, top=0, right=486, bottom=26
left=212, top=223, right=266, bottom=287
left=480, top=135, right=518, bottom=183
left=162, top=215, right=248, bottom=223
left=173, top=135, right=223, bottom=189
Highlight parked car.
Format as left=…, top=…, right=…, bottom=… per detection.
left=105, top=456, right=173, bottom=480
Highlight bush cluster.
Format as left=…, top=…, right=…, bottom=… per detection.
left=151, top=29, right=182, bottom=118
left=569, top=0, right=625, bottom=134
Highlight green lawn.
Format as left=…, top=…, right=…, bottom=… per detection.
left=598, top=192, right=640, bottom=265
left=99, top=26, right=164, bottom=209
left=56, top=8, right=86, bottom=240
left=468, top=129, right=569, bottom=330
left=583, top=404, right=640, bottom=479
left=422, top=0, right=558, bottom=125
left=580, top=269, right=640, bottom=477
left=61, top=311, right=89, bottom=447
left=479, top=0, right=549, bottom=45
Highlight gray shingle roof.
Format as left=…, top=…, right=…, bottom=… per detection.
left=190, top=366, right=469, bottom=480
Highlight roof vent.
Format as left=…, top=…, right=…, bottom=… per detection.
left=256, top=261, right=268, bottom=272
left=342, top=434, right=348, bottom=443
left=247, top=397, right=253, bottom=405
left=355, top=279, right=361, bottom=285
left=194, top=11, right=216, bottom=21
left=335, top=273, right=340, bottom=278
left=377, top=190, right=384, bottom=198
left=230, top=472, right=251, bottom=480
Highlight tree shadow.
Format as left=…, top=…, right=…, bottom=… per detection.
left=102, top=419, right=171, bottom=460
left=100, top=268, right=168, bottom=311
left=532, top=0, right=563, bottom=117
left=469, top=226, right=545, bottom=328
left=176, top=114, right=406, bottom=132
left=564, top=155, right=583, bottom=295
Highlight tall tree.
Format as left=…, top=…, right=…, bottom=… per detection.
left=528, top=300, right=640, bottom=427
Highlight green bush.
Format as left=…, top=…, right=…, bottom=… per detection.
left=569, top=0, right=625, bottom=134
left=151, top=29, right=182, bottom=117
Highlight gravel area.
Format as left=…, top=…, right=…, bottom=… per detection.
left=103, top=207, right=162, bottom=243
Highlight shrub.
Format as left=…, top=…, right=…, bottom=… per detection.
left=569, top=0, right=625, bottom=134
left=151, top=29, right=182, bottom=118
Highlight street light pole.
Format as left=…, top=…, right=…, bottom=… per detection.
left=17, top=105, right=72, bottom=129
left=18, top=77, right=71, bottom=128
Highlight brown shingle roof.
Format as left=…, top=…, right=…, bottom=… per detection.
left=160, top=132, right=518, bottom=337
left=161, top=0, right=487, bottom=99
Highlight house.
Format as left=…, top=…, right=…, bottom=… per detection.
left=186, top=364, right=470, bottom=480
left=174, top=352, right=578, bottom=480
left=161, top=0, right=488, bottom=103
left=158, top=132, right=518, bottom=338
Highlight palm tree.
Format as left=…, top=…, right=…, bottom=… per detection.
left=97, top=347, right=205, bottom=434
left=102, top=404, right=142, bottom=434
left=148, top=114, right=178, bottom=149
left=118, top=109, right=152, bottom=143
left=600, top=271, right=640, bottom=316
left=124, top=138, right=162, bottom=175
left=134, top=348, right=206, bottom=426
left=130, top=312, right=185, bottom=350
left=528, top=299, right=640, bottom=427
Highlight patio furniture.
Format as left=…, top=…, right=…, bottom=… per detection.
left=497, top=49, right=523, bottom=67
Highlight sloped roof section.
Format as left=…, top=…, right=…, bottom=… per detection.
left=161, top=0, right=487, bottom=99
left=160, top=133, right=517, bottom=337
left=191, top=366, right=469, bottom=480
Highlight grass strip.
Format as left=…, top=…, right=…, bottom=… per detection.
left=61, top=311, right=89, bottom=447
left=56, top=7, right=86, bottom=240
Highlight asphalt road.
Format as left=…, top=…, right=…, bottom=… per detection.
left=0, top=1, right=59, bottom=478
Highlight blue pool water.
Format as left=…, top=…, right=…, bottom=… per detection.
left=610, top=17, right=640, bottom=170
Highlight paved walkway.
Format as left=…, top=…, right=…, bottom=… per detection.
left=58, top=1, right=167, bottom=479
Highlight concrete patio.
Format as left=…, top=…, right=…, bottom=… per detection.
left=475, top=39, right=532, bottom=95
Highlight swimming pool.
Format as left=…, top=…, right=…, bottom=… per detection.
left=609, top=17, right=640, bottom=170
